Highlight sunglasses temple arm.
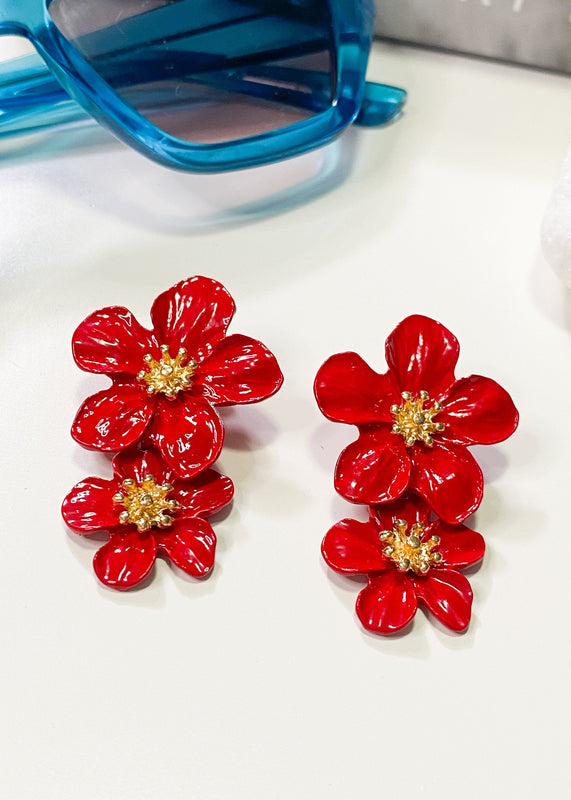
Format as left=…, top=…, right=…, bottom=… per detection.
left=356, top=82, right=407, bottom=126
left=0, top=53, right=406, bottom=139
left=0, top=54, right=90, bottom=138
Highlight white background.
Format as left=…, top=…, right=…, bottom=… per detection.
left=1, top=35, right=570, bottom=800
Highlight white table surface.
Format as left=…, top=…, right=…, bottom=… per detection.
left=1, top=35, right=570, bottom=800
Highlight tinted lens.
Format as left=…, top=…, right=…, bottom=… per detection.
left=49, top=0, right=335, bottom=144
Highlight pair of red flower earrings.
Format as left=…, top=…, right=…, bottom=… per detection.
left=62, top=276, right=519, bottom=636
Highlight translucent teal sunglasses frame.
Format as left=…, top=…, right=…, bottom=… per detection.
left=0, top=0, right=406, bottom=172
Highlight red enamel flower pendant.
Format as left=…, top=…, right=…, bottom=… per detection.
left=62, top=447, right=233, bottom=590
left=322, top=494, right=485, bottom=634
left=314, top=314, right=519, bottom=525
left=71, top=276, right=284, bottom=478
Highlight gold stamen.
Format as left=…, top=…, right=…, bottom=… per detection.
left=138, top=345, right=197, bottom=398
left=378, top=521, right=443, bottom=575
left=114, top=475, right=178, bottom=532
left=391, top=390, right=445, bottom=447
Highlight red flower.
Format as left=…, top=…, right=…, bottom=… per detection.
left=321, top=494, right=485, bottom=634
left=62, top=447, right=233, bottom=590
left=71, top=276, right=283, bottom=478
left=314, top=315, right=518, bottom=524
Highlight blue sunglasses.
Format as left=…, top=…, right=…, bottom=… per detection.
left=0, top=0, right=406, bottom=172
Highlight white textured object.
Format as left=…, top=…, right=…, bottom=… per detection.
left=541, top=146, right=571, bottom=286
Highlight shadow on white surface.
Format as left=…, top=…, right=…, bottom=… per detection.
left=470, top=444, right=509, bottom=484
left=309, top=421, right=356, bottom=476
left=0, top=122, right=362, bottom=232
left=220, top=406, right=280, bottom=451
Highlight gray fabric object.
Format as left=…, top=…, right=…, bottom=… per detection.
left=374, top=0, right=571, bottom=74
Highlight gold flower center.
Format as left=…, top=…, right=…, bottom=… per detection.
left=113, top=474, right=179, bottom=532
left=137, top=344, right=197, bottom=398
left=390, top=390, right=445, bottom=447
left=379, top=519, right=443, bottom=575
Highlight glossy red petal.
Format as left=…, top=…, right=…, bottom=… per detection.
left=155, top=518, right=216, bottom=578
left=62, top=478, right=120, bottom=533
left=411, top=441, right=483, bottom=525
left=385, top=315, right=459, bottom=399
left=314, top=352, right=396, bottom=424
left=356, top=571, right=417, bottom=634
left=321, top=519, right=389, bottom=575
left=370, top=493, right=431, bottom=531
left=412, top=569, right=473, bottom=632
left=195, top=334, right=283, bottom=405
left=432, top=521, right=485, bottom=569
left=93, top=530, right=156, bottom=590
left=173, top=469, right=234, bottom=518
left=112, top=447, right=171, bottom=485
left=334, top=429, right=411, bottom=504
left=150, top=396, right=224, bottom=479
left=150, top=276, right=235, bottom=361
left=71, top=383, right=154, bottom=451
left=440, top=374, right=519, bottom=445
left=72, top=306, right=158, bottom=375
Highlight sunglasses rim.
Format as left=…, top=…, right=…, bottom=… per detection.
left=7, top=0, right=375, bottom=172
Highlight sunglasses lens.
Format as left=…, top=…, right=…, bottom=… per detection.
left=49, top=0, right=335, bottom=145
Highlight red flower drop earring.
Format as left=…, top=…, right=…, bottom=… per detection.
left=62, top=276, right=283, bottom=591
left=315, top=314, right=518, bottom=635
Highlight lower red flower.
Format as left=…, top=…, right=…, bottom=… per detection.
left=321, top=494, right=485, bottom=634
left=62, top=448, right=233, bottom=590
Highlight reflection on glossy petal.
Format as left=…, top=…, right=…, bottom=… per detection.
left=150, top=396, right=224, bottom=479
left=321, top=518, right=389, bottom=575
left=356, top=571, right=417, bottom=634
left=71, top=383, right=154, bottom=451
left=196, top=333, right=283, bottom=405
left=93, top=529, right=157, bottom=590
left=335, top=429, right=410, bottom=504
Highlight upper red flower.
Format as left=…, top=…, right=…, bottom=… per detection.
left=62, top=447, right=234, bottom=590
left=321, top=493, right=485, bottom=634
left=314, top=315, right=518, bottom=524
left=71, top=276, right=284, bottom=478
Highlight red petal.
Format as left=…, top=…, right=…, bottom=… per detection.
left=93, top=530, right=156, bottom=590
left=72, top=307, right=158, bottom=375
left=411, top=441, right=483, bottom=525
left=113, top=447, right=171, bottom=485
left=432, top=521, right=485, bottom=568
left=195, top=334, right=283, bottom=405
left=321, top=519, right=389, bottom=575
left=314, top=352, right=396, bottom=424
left=155, top=518, right=216, bottom=578
left=385, top=315, right=459, bottom=399
left=150, top=276, right=235, bottom=360
left=334, top=429, right=411, bottom=504
left=150, top=396, right=224, bottom=479
left=356, top=572, right=417, bottom=634
left=440, top=375, right=519, bottom=445
left=71, top=383, right=154, bottom=451
left=62, top=478, right=120, bottom=532
left=370, top=493, right=431, bottom=531
left=412, top=569, right=473, bottom=631
left=173, top=469, right=234, bottom=518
